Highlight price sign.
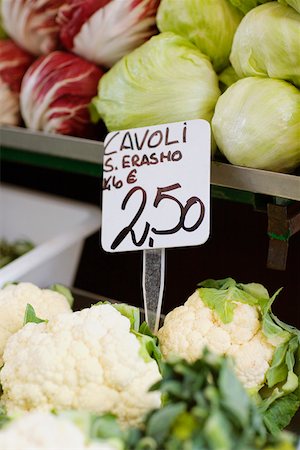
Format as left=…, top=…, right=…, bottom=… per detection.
left=101, top=119, right=211, bottom=252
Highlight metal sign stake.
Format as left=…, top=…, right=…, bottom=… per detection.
left=142, top=248, right=165, bottom=333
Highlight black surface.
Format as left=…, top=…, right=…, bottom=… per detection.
left=75, top=202, right=300, bottom=328
left=1, top=160, right=300, bottom=327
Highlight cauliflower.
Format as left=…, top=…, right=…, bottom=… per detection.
left=0, top=304, right=161, bottom=426
left=0, top=282, right=72, bottom=366
left=0, top=411, right=119, bottom=450
left=157, top=278, right=300, bottom=433
left=158, top=290, right=274, bottom=389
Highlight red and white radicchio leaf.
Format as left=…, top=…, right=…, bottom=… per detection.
left=20, top=51, right=104, bottom=137
left=0, top=39, right=34, bottom=125
left=58, top=0, right=160, bottom=67
left=1, top=0, right=65, bottom=55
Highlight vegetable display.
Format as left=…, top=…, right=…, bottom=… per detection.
left=0, top=302, right=161, bottom=426
left=156, top=0, right=243, bottom=72
left=1, top=0, right=64, bottom=55
left=0, top=279, right=299, bottom=446
left=0, top=282, right=73, bottom=366
left=211, top=77, right=300, bottom=173
left=20, top=51, right=104, bottom=137
left=230, top=3, right=300, bottom=88
left=0, top=39, right=34, bottom=126
left=0, top=0, right=299, bottom=441
left=0, top=410, right=122, bottom=449
left=0, top=0, right=298, bottom=174
left=157, top=278, right=300, bottom=434
left=58, top=0, right=160, bottom=68
left=91, top=32, right=220, bottom=141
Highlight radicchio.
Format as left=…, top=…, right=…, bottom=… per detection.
left=20, top=51, right=104, bottom=137
left=0, top=39, right=34, bottom=125
left=1, top=0, right=65, bottom=55
left=58, top=0, right=160, bottom=67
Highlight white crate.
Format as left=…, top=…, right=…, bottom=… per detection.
left=0, top=183, right=101, bottom=287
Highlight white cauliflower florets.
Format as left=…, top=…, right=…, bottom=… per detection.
left=157, top=290, right=276, bottom=390
left=0, top=304, right=161, bottom=426
left=0, top=411, right=118, bottom=450
left=0, top=282, right=71, bottom=366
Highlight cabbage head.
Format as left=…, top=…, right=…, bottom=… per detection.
left=212, top=77, right=300, bottom=173
left=230, top=2, right=300, bottom=88
left=156, top=0, right=243, bottom=72
left=278, top=0, right=300, bottom=13
left=228, top=0, right=271, bottom=14
left=91, top=32, right=220, bottom=133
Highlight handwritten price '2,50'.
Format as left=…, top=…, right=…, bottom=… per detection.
left=111, top=184, right=205, bottom=250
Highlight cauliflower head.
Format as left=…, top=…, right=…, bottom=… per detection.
left=158, top=289, right=275, bottom=389
left=0, top=304, right=161, bottom=426
left=0, top=411, right=119, bottom=450
left=0, top=282, right=72, bottom=366
left=157, top=279, right=300, bottom=435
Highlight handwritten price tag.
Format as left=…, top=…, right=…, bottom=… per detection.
left=101, top=119, right=211, bottom=252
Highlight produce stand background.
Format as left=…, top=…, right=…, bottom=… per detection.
left=1, top=125, right=299, bottom=330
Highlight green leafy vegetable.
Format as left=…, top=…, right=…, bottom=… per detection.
left=212, top=77, right=300, bottom=173
left=0, top=239, right=34, bottom=268
left=90, top=32, right=220, bottom=141
left=49, top=284, right=74, bottom=308
left=23, top=304, right=48, bottom=325
left=90, top=413, right=124, bottom=442
left=156, top=0, right=243, bottom=72
left=126, top=352, right=296, bottom=449
left=263, top=392, right=300, bottom=435
left=134, top=322, right=162, bottom=366
left=146, top=403, right=186, bottom=446
left=219, top=357, right=252, bottom=426
left=230, top=3, right=300, bottom=87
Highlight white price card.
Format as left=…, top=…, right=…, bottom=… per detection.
left=101, top=119, right=211, bottom=252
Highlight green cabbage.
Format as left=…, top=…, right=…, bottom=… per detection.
left=278, top=0, right=300, bottom=13
left=228, top=0, right=271, bottom=14
left=91, top=32, right=220, bottom=133
left=156, top=0, right=243, bottom=72
left=212, top=77, right=300, bottom=173
left=230, top=2, right=300, bottom=87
